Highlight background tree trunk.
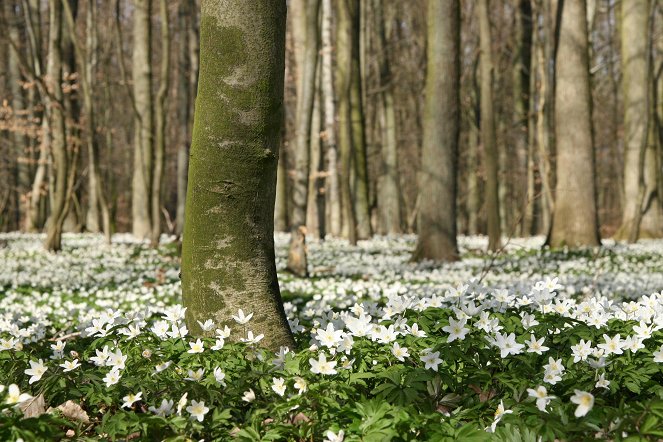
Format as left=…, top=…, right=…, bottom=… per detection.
left=477, top=0, right=501, bottom=251
left=181, top=0, right=295, bottom=351
left=548, top=0, right=600, bottom=247
left=131, top=0, right=154, bottom=239
left=287, top=0, right=319, bottom=277
left=412, top=0, right=459, bottom=262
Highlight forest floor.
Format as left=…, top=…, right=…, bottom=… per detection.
left=1, top=233, right=663, bottom=441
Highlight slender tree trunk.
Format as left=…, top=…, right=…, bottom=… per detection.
left=321, top=0, right=341, bottom=237
left=336, top=0, right=357, bottom=244
left=524, top=18, right=538, bottom=236
left=182, top=0, right=295, bottom=351
left=287, top=0, right=319, bottom=277
left=348, top=0, right=371, bottom=240
left=412, top=0, right=459, bottom=262
left=306, top=63, right=325, bottom=239
left=614, top=0, right=661, bottom=240
left=131, top=0, right=153, bottom=239
left=477, top=0, right=501, bottom=251
left=150, top=0, right=170, bottom=246
left=44, top=0, right=70, bottom=251
left=548, top=0, right=600, bottom=247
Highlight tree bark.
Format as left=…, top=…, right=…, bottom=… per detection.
left=477, top=0, right=501, bottom=251
left=44, top=0, right=72, bottom=251
left=375, top=0, right=401, bottom=235
left=150, top=0, right=170, bottom=246
left=287, top=0, right=319, bottom=277
left=411, top=0, right=459, bottom=262
left=614, top=0, right=661, bottom=240
left=321, top=0, right=341, bottom=237
left=181, top=0, right=295, bottom=351
left=548, top=0, right=600, bottom=247
left=335, top=0, right=357, bottom=244
left=131, top=0, right=154, bottom=239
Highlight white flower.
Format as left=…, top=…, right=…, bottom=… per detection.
left=188, top=339, right=205, bottom=354
left=5, top=384, right=32, bottom=405
left=211, top=338, right=225, bottom=350
left=51, top=341, right=66, bottom=353
left=595, top=373, right=610, bottom=389
left=597, top=334, right=623, bottom=356
left=103, top=368, right=122, bottom=387
left=166, top=323, right=188, bottom=339
left=570, top=390, right=594, bottom=417
left=122, top=392, right=143, bottom=408
left=527, top=385, right=554, bottom=412
left=316, top=323, right=344, bottom=348
left=59, top=359, right=81, bottom=372
left=241, top=331, right=264, bottom=345
left=177, top=392, right=188, bottom=415
left=543, top=371, right=562, bottom=385
left=90, top=346, right=110, bottom=367
left=272, top=377, right=286, bottom=396
left=309, top=353, right=337, bottom=375
left=107, top=349, right=127, bottom=370
left=420, top=349, right=443, bottom=371
left=24, top=359, right=48, bottom=384
left=391, top=342, right=410, bottom=362
left=407, top=323, right=427, bottom=337
left=294, top=377, right=307, bottom=394
left=242, top=389, right=256, bottom=403
left=149, top=399, right=174, bottom=416
left=488, top=332, right=524, bottom=358
left=487, top=399, right=513, bottom=432
left=197, top=319, right=215, bottom=331
left=543, top=357, right=565, bottom=376
left=187, top=400, right=209, bottom=422
left=213, top=367, right=226, bottom=386
left=653, top=345, right=663, bottom=362
left=216, top=325, right=232, bottom=338
left=185, top=368, right=204, bottom=382
left=570, top=339, right=592, bottom=363
left=232, top=309, right=253, bottom=325
left=324, top=429, right=345, bottom=442
left=155, top=361, right=172, bottom=373
left=442, top=317, right=469, bottom=343
left=525, top=335, right=549, bottom=355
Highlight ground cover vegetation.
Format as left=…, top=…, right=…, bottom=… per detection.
left=2, top=233, right=663, bottom=441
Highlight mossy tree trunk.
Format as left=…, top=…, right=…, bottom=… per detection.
left=412, top=0, right=459, bottom=262
left=477, top=0, right=501, bottom=252
left=548, top=0, right=601, bottom=248
left=131, top=0, right=154, bottom=239
left=182, top=0, right=295, bottom=351
left=287, top=0, right=320, bottom=277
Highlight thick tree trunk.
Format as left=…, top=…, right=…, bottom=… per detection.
left=614, top=0, right=661, bottom=240
left=477, top=0, right=501, bottom=251
left=548, top=0, right=600, bottom=247
left=181, top=0, right=295, bottom=351
left=321, top=0, right=341, bottom=237
left=131, top=0, right=153, bottom=239
left=411, top=0, right=459, bottom=262
left=287, top=0, right=319, bottom=277
left=375, top=0, right=401, bottom=235
left=336, top=0, right=357, bottom=244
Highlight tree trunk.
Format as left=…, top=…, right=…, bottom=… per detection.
left=306, top=63, right=325, bottom=240
left=411, top=0, right=459, bottom=262
left=335, top=0, right=357, bottom=244
left=321, top=0, right=341, bottom=237
left=548, top=0, right=600, bottom=247
left=44, top=0, right=71, bottom=251
left=375, top=0, right=401, bottom=235
left=477, top=0, right=501, bottom=251
left=131, top=0, right=153, bottom=239
left=150, top=0, right=170, bottom=247
left=181, top=0, right=295, bottom=351
left=287, top=0, right=319, bottom=277
left=348, top=0, right=371, bottom=240
left=614, top=0, right=661, bottom=240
